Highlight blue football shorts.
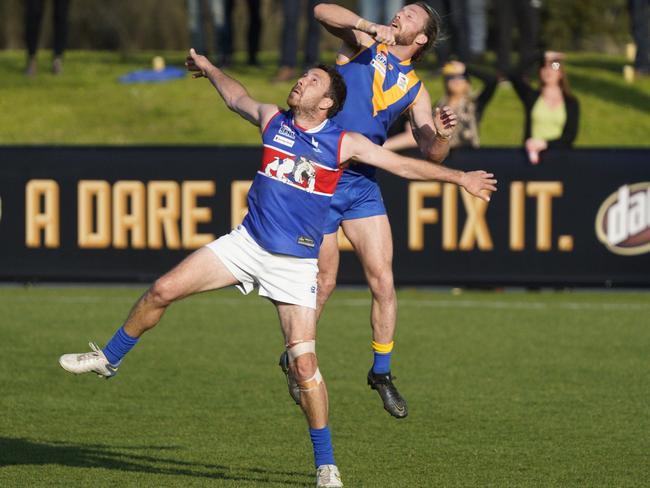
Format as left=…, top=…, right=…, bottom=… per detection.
left=323, top=172, right=387, bottom=234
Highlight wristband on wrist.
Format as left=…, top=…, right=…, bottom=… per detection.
left=355, top=18, right=374, bottom=35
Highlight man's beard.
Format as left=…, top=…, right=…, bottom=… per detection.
left=288, top=96, right=320, bottom=119
left=294, top=104, right=320, bottom=119
left=395, top=29, right=418, bottom=47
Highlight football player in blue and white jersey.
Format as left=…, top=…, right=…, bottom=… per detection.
left=59, top=50, right=495, bottom=487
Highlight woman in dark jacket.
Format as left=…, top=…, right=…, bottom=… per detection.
left=510, top=51, right=580, bottom=164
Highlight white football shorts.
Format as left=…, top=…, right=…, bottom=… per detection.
left=205, top=225, right=318, bottom=309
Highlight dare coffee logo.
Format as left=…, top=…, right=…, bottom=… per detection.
left=595, top=182, right=650, bottom=256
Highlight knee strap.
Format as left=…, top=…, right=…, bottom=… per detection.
left=286, top=340, right=315, bottom=363
left=298, top=368, right=323, bottom=392
left=286, top=340, right=322, bottom=391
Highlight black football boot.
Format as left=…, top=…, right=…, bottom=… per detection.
left=367, top=369, right=408, bottom=418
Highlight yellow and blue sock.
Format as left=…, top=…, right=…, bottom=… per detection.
left=372, top=340, right=394, bottom=374
left=103, top=326, right=139, bottom=366
left=309, top=425, right=335, bottom=468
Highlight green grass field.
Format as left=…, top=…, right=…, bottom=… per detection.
left=0, top=50, right=649, bottom=146
left=0, top=286, right=648, bottom=487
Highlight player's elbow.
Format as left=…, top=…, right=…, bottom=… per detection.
left=225, top=95, right=242, bottom=113
left=313, top=3, right=328, bottom=21
left=427, top=148, right=448, bottom=165
left=421, top=139, right=448, bottom=165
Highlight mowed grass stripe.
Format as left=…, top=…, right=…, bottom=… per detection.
left=0, top=287, right=648, bottom=487
left=1, top=288, right=649, bottom=312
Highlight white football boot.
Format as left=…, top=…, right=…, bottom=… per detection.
left=59, top=342, right=118, bottom=378
left=316, top=464, right=343, bottom=487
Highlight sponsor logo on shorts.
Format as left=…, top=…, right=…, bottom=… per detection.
left=298, top=236, right=315, bottom=248
left=310, top=285, right=317, bottom=294
left=595, top=182, right=650, bottom=256
left=273, top=134, right=295, bottom=148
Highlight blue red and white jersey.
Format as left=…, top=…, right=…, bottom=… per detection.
left=333, top=41, right=423, bottom=179
left=242, top=110, right=347, bottom=258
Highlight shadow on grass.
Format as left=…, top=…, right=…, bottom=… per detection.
left=570, top=71, right=650, bottom=115
left=0, top=437, right=312, bottom=486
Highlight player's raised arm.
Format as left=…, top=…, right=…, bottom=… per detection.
left=408, top=86, right=457, bottom=164
left=340, top=132, right=497, bottom=202
left=314, top=3, right=395, bottom=57
left=185, top=48, right=278, bottom=129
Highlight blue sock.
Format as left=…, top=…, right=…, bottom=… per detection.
left=103, top=326, right=139, bottom=365
left=309, top=425, right=335, bottom=468
left=372, top=341, right=394, bottom=374
left=372, top=351, right=392, bottom=374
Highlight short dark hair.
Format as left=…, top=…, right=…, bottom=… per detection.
left=316, top=63, right=347, bottom=118
left=411, top=1, right=441, bottom=62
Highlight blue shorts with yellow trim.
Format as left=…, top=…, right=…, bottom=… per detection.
left=323, top=170, right=386, bottom=234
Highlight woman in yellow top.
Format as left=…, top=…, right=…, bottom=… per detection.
left=510, top=51, right=580, bottom=164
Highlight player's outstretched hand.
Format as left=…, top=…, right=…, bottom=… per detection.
left=434, top=106, right=457, bottom=140
left=185, top=48, right=213, bottom=79
left=460, top=171, right=497, bottom=202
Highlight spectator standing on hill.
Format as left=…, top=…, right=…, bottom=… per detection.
left=187, top=0, right=262, bottom=67
left=385, top=61, right=497, bottom=150
left=359, top=0, right=404, bottom=25
left=187, top=0, right=229, bottom=66
left=25, top=0, right=70, bottom=76
left=273, top=0, right=322, bottom=82
left=495, top=0, right=541, bottom=77
left=509, top=51, right=580, bottom=164
left=422, top=0, right=470, bottom=66
left=230, top=0, right=262, bottom=66
left=628, top=0, right=650, bottom=75
left=467, top=0, right=487, bottom=62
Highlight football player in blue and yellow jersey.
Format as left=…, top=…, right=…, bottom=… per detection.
left=308, top=2, right=460, bottom=419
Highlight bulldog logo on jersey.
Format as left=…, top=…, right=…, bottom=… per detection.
left=260, top=144, right=340, bottom=197
left=293, top=156, right=317, bottom=193
left=263, top=155, right=317, bottom=193
left=265, top=157, right=295, bottom=182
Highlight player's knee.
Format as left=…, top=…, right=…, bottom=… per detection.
left=317, top=273, right=337, bottom=297
left=286, top=340, right=323, bottom=391
left=292, top=353, right=318, bottom=382
left=368, top=271, right=396, bottom=303
left=149, top=276, right=180, bottom=306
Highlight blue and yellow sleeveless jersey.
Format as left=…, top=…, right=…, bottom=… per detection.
left=332, top=41, right=423, bottom=179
